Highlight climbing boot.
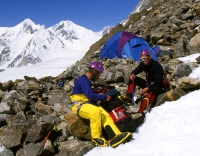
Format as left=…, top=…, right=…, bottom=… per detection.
left=110, top=132, right=132, bottom=148
left=92, top=137, right=108, bottom=147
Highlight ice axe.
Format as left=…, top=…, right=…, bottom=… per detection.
left=131, top=80, right=135, bottom=106
left=36, top=124, right=58, bottom=156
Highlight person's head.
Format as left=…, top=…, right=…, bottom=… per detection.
left=88, top=61, right=104, bottom=81
left=139, top=49, right=152, bottom=65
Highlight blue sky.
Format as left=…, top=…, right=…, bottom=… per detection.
left=0, top=0, right=139, bottom=32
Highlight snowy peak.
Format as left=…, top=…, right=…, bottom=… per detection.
left=50, top=20, right=80, bottom=41
left=15, top=18, right=42, bottom=34
left=50, top=20, right=89, bottom=36
left=0, top=19, right=102, bottom=69
left=21, top=18, right=36, bottom=25
left=52, top=20, right=80, bottom=30
left=48, top=20, right=102, bottom=51
left=98, top=26, right=113, bottom=35
left=0, top=19, right=47, bottom=68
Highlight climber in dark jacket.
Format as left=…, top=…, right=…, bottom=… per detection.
left=127, top=49, right=164, bottom=113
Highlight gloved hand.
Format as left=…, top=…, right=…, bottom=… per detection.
left=130, top=74, right=136, bottom=80
left=106, top=95, right=112, bottom=101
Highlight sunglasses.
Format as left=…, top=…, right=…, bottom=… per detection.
left=140, top=56, right=148, bottom=61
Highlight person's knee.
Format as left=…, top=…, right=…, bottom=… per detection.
left=80, top=105, right=101, bottom=119
left=134, top=76, right=146, bottom=88
left=90, top=106, right=101, bottom=116
left=149, top=87, right=163, bottom=95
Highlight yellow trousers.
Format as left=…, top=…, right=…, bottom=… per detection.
left=70, top=94, right=121, bottom=138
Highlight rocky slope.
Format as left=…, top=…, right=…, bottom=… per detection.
left=0, top=0, right=200, bottom=155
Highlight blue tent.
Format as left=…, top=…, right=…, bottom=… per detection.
left=100, top=31, right=158, bottom=61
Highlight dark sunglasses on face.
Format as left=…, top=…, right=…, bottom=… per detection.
left=140, top=56, right=148, bottom=61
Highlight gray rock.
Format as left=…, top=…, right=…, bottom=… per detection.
left=58, top=139, right=95, bottom=156
left=0, top=102, right=15, bottom=114
left=172, top=64, right=192, bottom=79
left=47, top=89, right=71, bottom=106
left=64, top=113, right=91, bottom=140
left=16, top=143, right=42, bottom=156
left=0, top=130, right=23, bottom=148
left=178, top=77, right=200, bottom=89
left=0, top=147, right=14, bottom=156
left=26, top=122, right=53, bottom=143
left=156, top=88, right=187, bottom=107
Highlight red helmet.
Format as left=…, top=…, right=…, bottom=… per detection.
left=89, top=61, right=104, bottom=73
left=139, top=49, right=151, bottom=56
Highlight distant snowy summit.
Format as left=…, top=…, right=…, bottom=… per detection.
left=98, top=26, right=113, bottom=35
left=48, top=20, right=103, bottom=51
left=0, top=19, right=108, bottom=68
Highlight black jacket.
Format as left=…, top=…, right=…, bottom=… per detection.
left=131, top=59, right=163, bottom=89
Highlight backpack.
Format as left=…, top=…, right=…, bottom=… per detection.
left=162, top=65, right=173, bottom=90
left=108, top=106, right=129, bottom=123
left=162, top=77, right=169, bottom=90
left=94, top=86, right=144, bottom=132
left=102, top=95, right=139, bottom=132
left=108, top=105, right=139, bottom=132
left=150, top=65, right=172, bottom=90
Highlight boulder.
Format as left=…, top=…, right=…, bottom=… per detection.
left=64, top=113, right=91, bottom=140
left=57, top=139, right=95, bottom=156
left=178, top=77, right=200, bottom=89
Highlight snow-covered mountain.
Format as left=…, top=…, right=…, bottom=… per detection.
left=0, top=19, right=102, bottom=69
left=98, top=26, right=114, bottom=35
left=48, top=20, right=102, bottom=52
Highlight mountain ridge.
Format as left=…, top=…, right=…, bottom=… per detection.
left=0, top=18, right=105, bottom=69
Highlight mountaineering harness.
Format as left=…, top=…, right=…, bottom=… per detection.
left=71, top=101, right=92, bottom=116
